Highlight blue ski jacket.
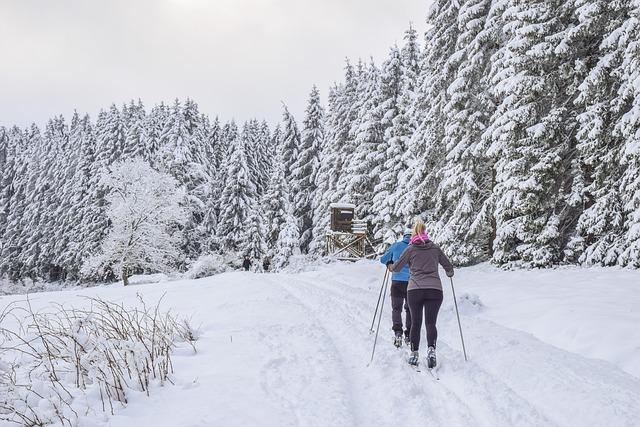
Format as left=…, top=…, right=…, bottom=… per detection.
left=380, top=235, right=411, bottom=282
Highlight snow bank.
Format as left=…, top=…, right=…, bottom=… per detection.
left=444, top=292, right=485, bottom=315
left=278, top=255, right=333, bottom=273
left=1, top=261, right=638, bottom=426
left=455, top=263, right=640, bottom=378
left=0, top=278, right=98, bottom=296
left=185, top=253, right=229, bottom=279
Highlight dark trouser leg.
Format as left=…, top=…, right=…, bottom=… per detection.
left=407, top=290, right=425, bottom=352
left=390, top=281, right=407, bottom=334
left=424, top=289, right=444, bottom=348
left=399, top=283, right=411, bottom=338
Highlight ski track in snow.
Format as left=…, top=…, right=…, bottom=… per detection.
left=283, top=266, right=640, bottom=427
left=286, top=274, right=555, bottom=427
left=1, top=263, right=639, bottom=427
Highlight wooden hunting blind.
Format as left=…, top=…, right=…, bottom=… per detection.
left=326, top=203, right=376, bottom=260
left=330, top=204, right=355, bottom=232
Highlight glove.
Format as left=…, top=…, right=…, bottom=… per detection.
left=386, top=260, right=394, bottom=267
left=446, top=270, right=454, bottom=277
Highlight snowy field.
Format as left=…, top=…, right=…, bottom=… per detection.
left=1, top=261, right=639, bottom=426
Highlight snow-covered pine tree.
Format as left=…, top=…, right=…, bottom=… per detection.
left=272, top=201, right=300, bottom=270
left=25, top=118, right=68, bottom=280
left=327, top=61, right=360, bottom=198
left=205, top=120, right=240, bottom=251
left=429, top=0, right=495, bottom=265
left=1, top=126, right=41, bottom=279
left=82, top=158, right=187, bottom=285
left=565, top=1, right=632, bottom=265
left=401, top=23, right=421, bottom=84
left=243, top=119, right=272, bottom=196
left=482, top=0, right=576, bottom=267
left=309, top=86, right=339, bottom=256
left=95, top=104, right=126, bottom=166
left=245, top=203, right=266, bottom=259
left=157, top=99, right=211, bottom=258
left=0, top=126, right=9, bottom=255
left=291, top=85, right=324, bottom=253
left=242, top=120, right=259, bottom=187
left=123, top=99, right=147, bottom=159
left=262, top=143, right=290, bottom=252
left=144, top=102, right=169, bottom=168
left=0, top=127, right=8, bottom=240
left=63, top=114, right=100, bottom=279
left=199, top=116, right=222, bottom=249
left=616, top=1, right=640, bottom=266
left=280, top=104, right=301, bottom=178
left=0, top=127, right=25, bottom=280
left=339, top=58, right=383, bottom=222
left=201, top=116, right=221, bottom=174
left=258, top=120, right=274, bottom=195
left=371, top=44, right=412, bottom=242
left=398, top=0, right=462, bottom=224
left=376, top=26, right=422, bottom=243
left=217, top=134, right=257, bottom=253
left=51, top=112, right=85, bottom=278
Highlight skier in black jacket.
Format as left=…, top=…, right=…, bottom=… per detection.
left=242, top=256, right=252, bottom=271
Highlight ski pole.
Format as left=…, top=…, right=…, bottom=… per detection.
left=369, top=270, right=390, bottom=365
left=449, top=277, right=468, bottom=361
left=369, top=269, right=389, bottom=333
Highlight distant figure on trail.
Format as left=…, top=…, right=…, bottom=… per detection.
left=380, top=225, right=413, bottom=348
left=242, top=256, right=252, bottom=271
left=263, top=257, right=271, bottom=272
left=388, top=219, right=454, bottom=369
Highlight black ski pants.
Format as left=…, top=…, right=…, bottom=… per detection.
left=407, top=288, right=443, bottom=351
left=390, top=281, right=411, bottom=337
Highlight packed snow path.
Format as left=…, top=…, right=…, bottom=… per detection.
left=2, top=262, right=639, bottom=426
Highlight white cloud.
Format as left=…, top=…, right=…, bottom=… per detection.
left=0, top=0, right=431, bottom=127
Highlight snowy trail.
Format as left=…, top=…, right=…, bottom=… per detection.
left=283, top=274, right=555, bottom=427
left=2, top=262, right=640, bottom=426
left=297, top=266, right=640, bottom=426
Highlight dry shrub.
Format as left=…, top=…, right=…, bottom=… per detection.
left=0, top=294, right=197, bottom=426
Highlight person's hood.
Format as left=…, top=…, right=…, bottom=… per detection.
left=412, top=240, right=436, bottom=249
left=402, top=234, right=411, bottom=243
left=409, top=232, right=430, bottom=245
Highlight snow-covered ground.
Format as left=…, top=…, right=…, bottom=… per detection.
left=1, top=261, right=639, bottom=426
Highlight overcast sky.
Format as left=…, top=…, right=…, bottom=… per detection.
left=0, top=0, right=430, bottom=128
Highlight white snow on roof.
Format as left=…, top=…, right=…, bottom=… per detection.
left=329, top=203, right=356, bottom=209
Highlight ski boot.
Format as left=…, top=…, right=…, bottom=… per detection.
left=404, top=334, right=410, bottom=347
left=408, top=351, right=419, bottom=367
left=427, top=346, right=437, bottom=369
left=393, top=332, right=403, bottom=348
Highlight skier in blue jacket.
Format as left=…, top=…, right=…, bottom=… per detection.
left=380, top=226, right=412, bottom=347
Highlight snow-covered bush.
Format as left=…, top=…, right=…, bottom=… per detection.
left=278, top=255, right=329, bottom=273
left=186, top=253, right=229, bottom=279
left=0, top=296, right=196, bottom=425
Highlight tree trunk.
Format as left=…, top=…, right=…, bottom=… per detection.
left=122, top=267, right=129, bottom=286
